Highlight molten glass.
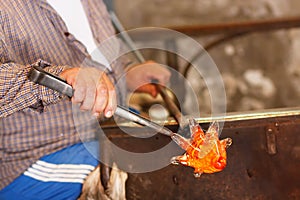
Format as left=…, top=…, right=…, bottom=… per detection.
left=171, top=119, right=232, bottom=177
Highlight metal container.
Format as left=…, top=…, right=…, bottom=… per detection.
left=103, top=108, right=300, bottom=199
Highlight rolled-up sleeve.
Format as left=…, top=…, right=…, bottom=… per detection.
left=0, top=60, right=68, bottom=118
left=0, top=28, right=68, bottom=117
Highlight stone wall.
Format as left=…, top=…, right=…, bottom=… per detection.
left=114, top=0, right=300, bottom=27
left=113, top=0, right=300, bottom=114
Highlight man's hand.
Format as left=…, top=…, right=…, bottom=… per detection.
left=126, top=61, right=171, bottom=97
left=60, top=67, right=117, bottom=118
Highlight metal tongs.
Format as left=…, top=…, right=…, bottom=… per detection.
left=27, top=64, right=174, bottom=137
left=28, top=64, right=178, bottom=190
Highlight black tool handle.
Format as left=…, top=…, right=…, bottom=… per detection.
left=28, top=65, right=74, bottom=97
left=27, top=65, right=173, bottom=136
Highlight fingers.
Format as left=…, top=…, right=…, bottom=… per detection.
left=60, top=67, right=117, bottom=118
left=91, top=72, right=117, bottom=118
left=135, top=84, right=158, bottom=98
left=126, top=61, right=171, bottom=96
left=144, top=61, right=171, bottom=85
left=93, top=79, right=109, bottom=116
left=79, top=80, right=96, bottom=111
left=102, top=74, right=117, bottom=118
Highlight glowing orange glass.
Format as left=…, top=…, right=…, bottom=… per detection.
left=171, top=120, right=232, bottom=177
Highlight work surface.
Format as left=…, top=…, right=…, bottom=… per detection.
left=102, top=112, right=300, bottom=200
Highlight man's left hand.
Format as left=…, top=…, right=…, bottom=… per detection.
left=125, top=61, right=171, bottom=97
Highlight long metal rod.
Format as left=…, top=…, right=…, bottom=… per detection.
left=115, top=105, right=173, bottom=136
left=27, top=65, right=173, bottom=137
left=102, top=107, right=300, bottom=132
left=171, top=16, right=300, bottom=36
left=127, top=16, right=300, bottom=42
left=110, top=11, right=145, bottom=63
left=195, top=107, right=300, bottom=124
left=109, top=11, right=184, bottom=126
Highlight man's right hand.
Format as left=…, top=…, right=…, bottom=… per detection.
left=60, top=67, right=117, bottom=118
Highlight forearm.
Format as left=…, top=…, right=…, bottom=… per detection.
left=0, top=60, right=68, bottom=118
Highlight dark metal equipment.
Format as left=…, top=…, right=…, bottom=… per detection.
left=103, top=109, right=300, bottom=200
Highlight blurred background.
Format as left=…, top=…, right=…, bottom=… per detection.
left=109, top=0, right=300, bottom=116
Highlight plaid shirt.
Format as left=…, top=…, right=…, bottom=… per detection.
left=0, top=0, right=125, bottom=189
